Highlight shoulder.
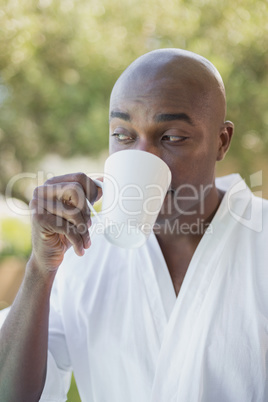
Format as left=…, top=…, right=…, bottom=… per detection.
left=252, top=195, right=268, bottom=235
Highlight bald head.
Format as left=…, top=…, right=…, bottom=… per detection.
left=109, top=48, right=234, bottom=210
left=110, top=48, right=227, bottom=125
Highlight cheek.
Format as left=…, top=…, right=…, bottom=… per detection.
left=168, top=143, right=218, bottom=189
left=109, top=139, right=118, bottom=154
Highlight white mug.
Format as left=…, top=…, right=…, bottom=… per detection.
left=88, top=150, right=172, bottom=248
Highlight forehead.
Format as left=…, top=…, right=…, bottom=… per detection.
left=110, top=75, right=210, bottom=125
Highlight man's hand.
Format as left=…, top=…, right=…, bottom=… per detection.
left=0, top=172, right=102, bottom=401
left=29, top=173, right=102, bottom=273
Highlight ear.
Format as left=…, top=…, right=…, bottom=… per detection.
left=217, top=121, right=234, bottom=161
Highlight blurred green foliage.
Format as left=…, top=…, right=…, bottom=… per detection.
left=0, top=218, right=31, bottom=259
left=0, top=0, right=268, bottom=201
left=67, top=374, right=81, bottom=402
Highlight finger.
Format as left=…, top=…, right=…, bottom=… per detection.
left=62, top=220, right=91, bottom=253
left=55, top=201, right=91, bottom=248
left=34, top=197, right=91, bottom=229
left=31, top=200, right=91, bottom=255
left=45, top=173, right=101, bottom=204
left=34, top=182, right=92, bottom=223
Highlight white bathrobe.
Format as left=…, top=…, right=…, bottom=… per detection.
left=1, top=174, right=267, bottom=401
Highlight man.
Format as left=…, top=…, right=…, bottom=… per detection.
left=0, top=49, right=267, bottom=401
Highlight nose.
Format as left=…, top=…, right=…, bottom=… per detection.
left=135, top=139, right=161, bottom=158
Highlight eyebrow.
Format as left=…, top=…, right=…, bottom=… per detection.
left=109, top=110, right=194, bottom=126
left=109, top=111, right=131, bottom=122
left=154, top=113, right=194, bottom=126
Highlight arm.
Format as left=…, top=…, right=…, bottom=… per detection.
left=0, top=173, right=101, bottom=401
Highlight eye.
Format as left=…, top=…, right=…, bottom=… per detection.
left=112, top=133, right=133, bottom=142
left=161, top=135, right=188, bottom=143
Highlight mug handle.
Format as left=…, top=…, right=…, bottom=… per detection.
left=86, top=179, right=103, bottom=221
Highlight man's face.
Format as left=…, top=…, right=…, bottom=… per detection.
left=109, top=71, right=224, bottom=222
